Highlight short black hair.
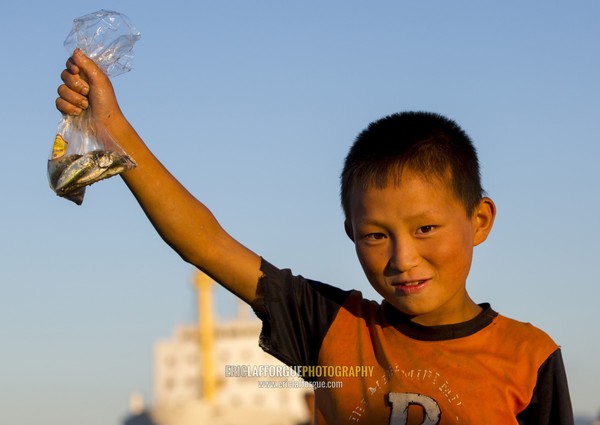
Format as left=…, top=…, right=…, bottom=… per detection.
left=340, top=111, right=484, bottom=219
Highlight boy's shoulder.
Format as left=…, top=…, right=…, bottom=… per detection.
left=487, top=312, right=559, bottom=354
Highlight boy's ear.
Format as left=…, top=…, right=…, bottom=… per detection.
left=344, top=220, right=355, bottom=242
left=473, top=197, right=496, bottom=246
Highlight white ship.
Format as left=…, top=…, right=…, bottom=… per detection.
left=123, top=271, right=313, bottom=425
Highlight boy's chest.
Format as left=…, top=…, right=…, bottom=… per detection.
left=314, top=357, right=522, bottom=424
left=314, top=310, right=539, bottom=424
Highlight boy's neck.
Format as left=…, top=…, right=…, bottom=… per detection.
left=409, top=298, right=482, bottom=327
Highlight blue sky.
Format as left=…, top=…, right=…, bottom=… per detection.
left=1, top=1, right=599, bottom=424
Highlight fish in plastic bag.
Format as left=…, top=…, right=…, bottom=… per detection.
left=48, top=10, right=141, bottom=205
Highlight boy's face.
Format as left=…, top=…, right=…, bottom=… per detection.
left=345, top=169, right=495, bottom=326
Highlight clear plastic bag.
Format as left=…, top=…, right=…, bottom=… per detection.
left=48, top=10, right=141, bottom=205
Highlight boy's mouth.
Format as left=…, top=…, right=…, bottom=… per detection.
left=393, top=279, right=427, bottom=287
left=399, top=280, right=425, bottom=287
left=392, top=279, right=430, bottom=295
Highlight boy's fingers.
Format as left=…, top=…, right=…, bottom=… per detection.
left=55, top=97, right=83, bottom=116
left=60, top=69, right=89, bottom=96
left=57, top=83, right=89, bottom=110
left=65, top=57, right=79, bottom=75
left=71, top=48, right=106, bottom=86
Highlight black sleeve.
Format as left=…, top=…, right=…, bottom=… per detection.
left=250, top=258, right=351, bottom=370
left=516, top=348, right=574, bottom=425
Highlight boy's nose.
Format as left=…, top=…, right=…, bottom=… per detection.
left=387, top=239, right=419, bottom=273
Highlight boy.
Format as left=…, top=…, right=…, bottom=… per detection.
left=55, top=49, right=573, bottom=424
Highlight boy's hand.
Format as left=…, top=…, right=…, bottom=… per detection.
left=56, top=49, right=123, bottom=128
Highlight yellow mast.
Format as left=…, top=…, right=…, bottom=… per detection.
left=194, top=271, right=216, bottom=402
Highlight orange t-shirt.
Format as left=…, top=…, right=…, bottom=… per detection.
left=252, top=259, right=573, bottom=425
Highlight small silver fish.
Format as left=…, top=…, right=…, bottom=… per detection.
left=54, top=154, right=95, bottom=194
left=48, top=154, right=81, bottom=189
left=48, top=149, right=136, bottom=205
left=76, top=150, right=135, bottom=185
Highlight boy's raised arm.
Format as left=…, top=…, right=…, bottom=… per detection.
left=56, top=49, right=262, bottom=303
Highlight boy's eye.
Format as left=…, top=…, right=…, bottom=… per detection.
left=365, top=233, right=386, bottom=240
left=416, top=225, right=435, bottom=234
